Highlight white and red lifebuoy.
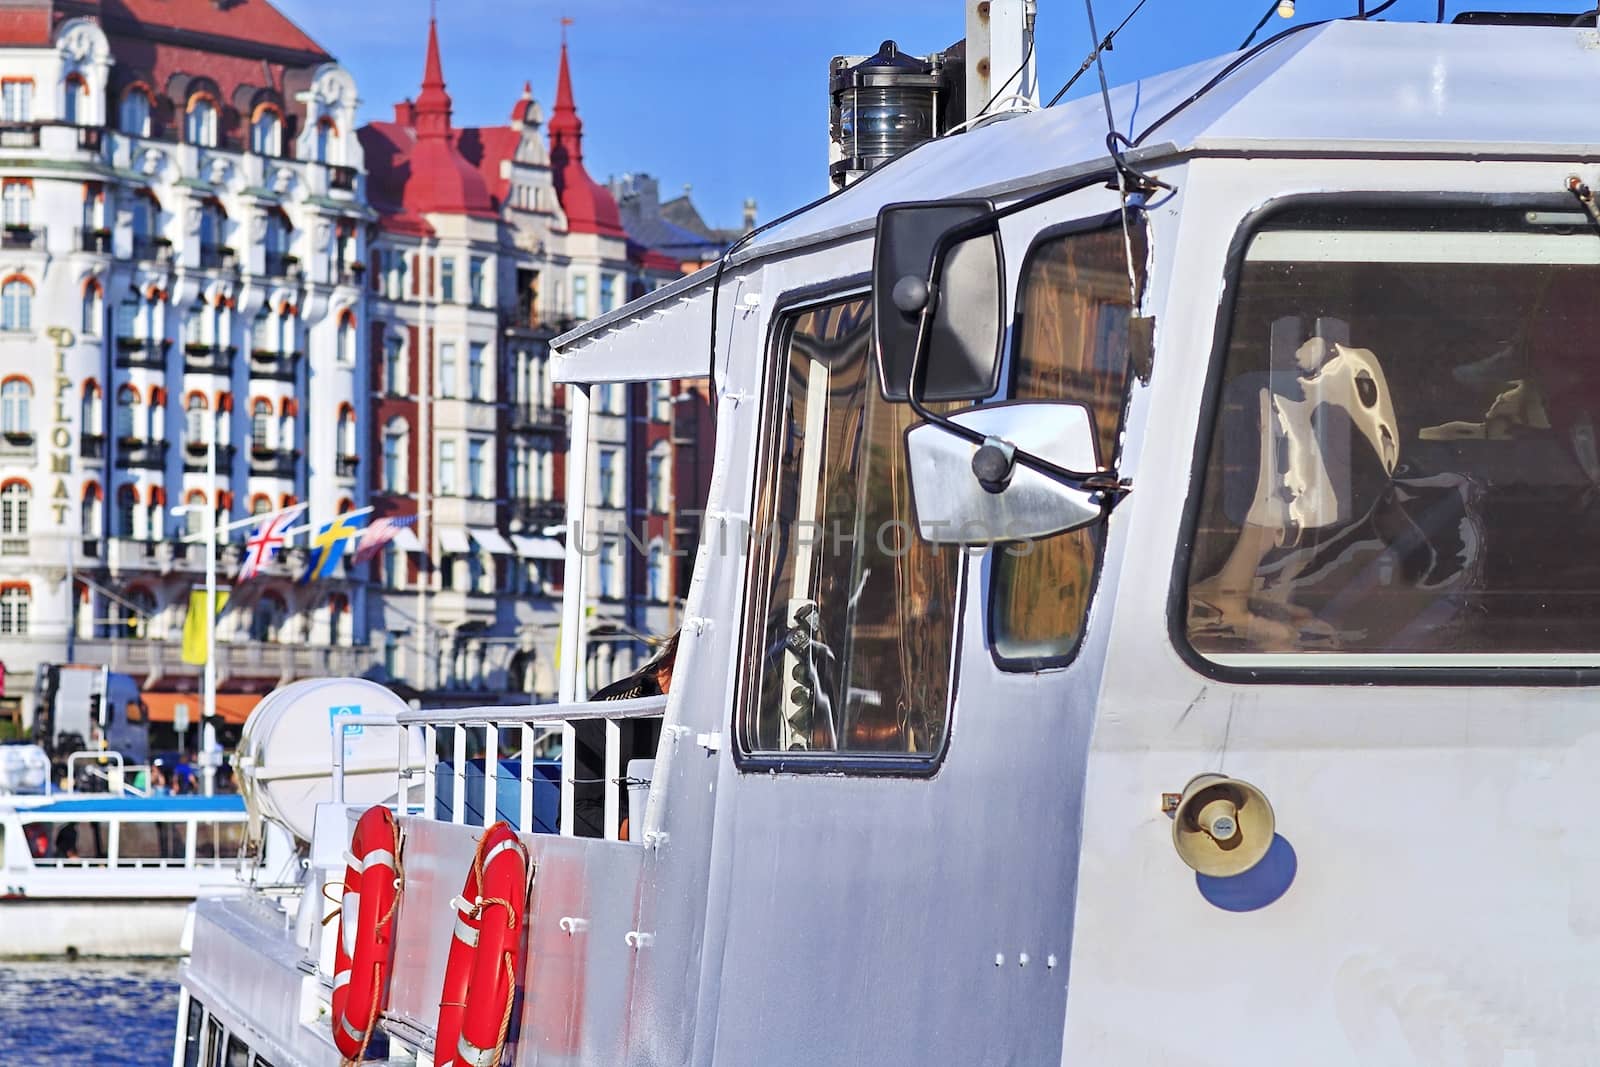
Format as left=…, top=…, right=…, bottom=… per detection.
left=435, top=821, right=529, bottom=1067
left=331, top=804, right=401, bottom=1061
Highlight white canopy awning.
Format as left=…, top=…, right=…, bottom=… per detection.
left=392, top=525, right=424, bottom=553
left=436, top=526, right=471, bottom=554
left=469, top=527, right=514, bottom=555
left=512, top=535, right=566, bottom=560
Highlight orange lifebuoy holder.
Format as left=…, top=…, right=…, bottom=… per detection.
left=330, top=804, right=402, bottom=1062
left=435, top=821, right=531, bottom=1067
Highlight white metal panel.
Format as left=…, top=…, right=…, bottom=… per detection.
left=552, top=276, right=716, bottom=384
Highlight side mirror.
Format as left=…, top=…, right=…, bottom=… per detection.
left=904, top=402, right=1104, bottom=544
left=872, top=199, right=1004, bottom=403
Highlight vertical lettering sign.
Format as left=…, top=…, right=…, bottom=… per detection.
left=46, top=327, right=74, bottom=524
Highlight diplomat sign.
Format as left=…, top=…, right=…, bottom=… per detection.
left=45, top=326, right=73, bottom=526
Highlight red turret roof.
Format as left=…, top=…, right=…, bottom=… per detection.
left=548, top=43, right=625, bottom=239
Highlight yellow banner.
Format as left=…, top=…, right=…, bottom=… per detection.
left=181, top=587, right=230, bottom=666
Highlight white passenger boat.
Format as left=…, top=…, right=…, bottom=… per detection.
left=172, top=12, right=1600, bottom=1066
left=1, top=792, right=290, bottom=958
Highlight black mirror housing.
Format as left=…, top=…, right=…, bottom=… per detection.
left=872, top=199, right=1005, bottom=403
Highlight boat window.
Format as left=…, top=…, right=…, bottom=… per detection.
left=225, top=1033, right=251, bottom=1067
left=119, top=820, right=186, bottom=865
left=205, top=1014, right=224, bottom=1067
left=182, top=997, right=204, bottom=1067
left=23, top=820, right=109, bottom=865
left=992, top=223, right=1138, bottom=667
left=195, top=821, right=245, bottom=863
left=740, top=296, right=960, bottom=762
left=1185, top=202, right=1600, bottom=669
left=252, top=1057, right=276, bottom=1067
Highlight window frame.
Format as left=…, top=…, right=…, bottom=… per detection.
left=986, top=211, right=1139, bottom=674
left=1167, top=189, right=1600, bottom=688
left=732, top=279, right=966, bottom=778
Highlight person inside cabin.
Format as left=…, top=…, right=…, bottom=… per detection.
left=572, top=631, right=677, bottom=839
left=55, top=824, right=79, bottom=860
left=27, top=825, right=50, bottom=859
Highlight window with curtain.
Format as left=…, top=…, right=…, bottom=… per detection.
left=438, top=439, right=457, bottom=496
left=384, top=335, right=405, bottom=394
left=468, top=438, right=485, bottom=498
left=439, top=343, right=457, bottom=398
left=468, top=343, right=485, bottom=399
left=382, top=419, right=406, bottom=492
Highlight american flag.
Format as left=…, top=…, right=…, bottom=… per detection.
left=238, top=509, right=298, bottom=582
left=353, top=514, right=419, bottom=565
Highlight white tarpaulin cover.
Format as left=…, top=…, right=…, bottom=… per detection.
left=436, top=527, right=471, bottom=554
left=469, top=527, right=514, bottom=554
left=512, top=535, right=566, bottom=560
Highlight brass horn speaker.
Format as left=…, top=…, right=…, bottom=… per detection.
left=1171, top=774, right=1274, bottom=877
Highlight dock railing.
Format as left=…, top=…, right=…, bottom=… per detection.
left=395, top=695, right=667, bottom=842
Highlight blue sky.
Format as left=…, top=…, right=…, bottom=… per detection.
left=272, top=0, right=1586, bottom=231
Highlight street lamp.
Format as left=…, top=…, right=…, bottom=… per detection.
left=169, top=431, right=218, bottom=796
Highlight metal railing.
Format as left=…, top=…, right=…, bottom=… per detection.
left=396, top=694, right=667, bottom=842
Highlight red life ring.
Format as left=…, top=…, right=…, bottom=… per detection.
left=331, top=805, right=401, bottom=1061
left=435, top=821, right=529, bottom=1067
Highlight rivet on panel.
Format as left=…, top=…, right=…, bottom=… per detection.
left=994, top=953, right=1004, bottom=967
left=1018, top=953, right=1029, bottom=967
left=1046, top=954, right=1058, bottom=970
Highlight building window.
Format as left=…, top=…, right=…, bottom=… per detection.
left=0, top=379, right=30, bottom=434
left=597, top=447, right=617, bottom=507
left=599, top=273, right=616, bottom=315
left=315, top=117, right=337, bottom=164
left=250, top=594, right=285, bottom=643
left=438, top=439, right=457, bottom=496
left=338, top=406, right=356, bottom=457
left=647, top=450, right=668, bottom=513
left=572, top=275, right=588, bottom=320
left=3, top=181, right=31, bottom=228
left=186, top=96, right=217, bottom=148
left=1, top=278, right=32, bottom=331
left=337, top=315, right=355, bottom=365
left=647, top=542, right=666, bottom=602
left=0, top=584, right=29, bottom=635
left=115, top=385, right=138, bottom=440
left=1, top=81, right=32, bottom=123
left=468, top=257, right=486, bottom=305
left=595, top=383, right=615, bottom=414
left=467, top=343, right=485, bottom=400
left=118, top=88, right=150, bottom=136
left=81, top=382, right=101, bottom=437
left=251, top=400, right=272, bottom=450
left=440, top=258, right=456, bottom=303
left=251, top=107, right=281, bottom=156
left=185, top=394, right=208, bottom=445
left=0, top=481, right=28, bottom=536
left=382, top=418, right=407, bottom=493
left=384, top=334, right=405, bottom=394
left=439, top=343, right=457, bottom=398
left=650, top=380, right=672, bottom=423
left=251, top=308, right=272, bottom=353
left=467, top=438, right=485, bottom=498
left=63, top=75, right=86, bottom=126
left=598, top=538, right=619, bottom=599
left=81, top=283, right=101, bottom=336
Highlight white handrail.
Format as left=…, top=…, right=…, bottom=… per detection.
left=394, top=695, right=667, bottom=727
left=329, top=712, right=401, bottom=806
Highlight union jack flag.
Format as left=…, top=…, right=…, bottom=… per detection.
left=353, top=514, right=419, bottom=564
left=237, top=509, right=299, bottom=582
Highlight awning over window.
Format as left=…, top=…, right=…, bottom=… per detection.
left=142, top=691, right=262, bottom=726
left=512, top=535, right=566, bottom=560
left=436, top=526, right=471, bottom=554
left=468, top=527, right=514, bottom=555
left=391, top=525, right=424, bottom=553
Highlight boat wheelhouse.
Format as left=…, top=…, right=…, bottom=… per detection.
left=179, top=16, right=1600, bottom=1065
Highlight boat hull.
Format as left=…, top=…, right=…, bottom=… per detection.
left=0, top=898, right=191, bottom=958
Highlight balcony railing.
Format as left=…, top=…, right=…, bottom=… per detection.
left=78, top=227, right=111, bottom=253
left=1, top=224, right=44, bottom=251
left=116, top=337, right=170, bottom=369
left=1, top=536, right=27, bottom=556
left=510, top=403, right=567, bottom=435
left=182, top=441, right=235, bottom=472
left=0, top=124, right=39, bottom=148
left=263, top=252, right=300, bottom=279
left=115, top=438, right=168, bottom=470
left=513, top=500, right=566, bottom=531
left=328, top=165, right=357, bottom=191
left=337, top=262, right=365, bottom=287
left=80, top=434, right=105, bottom=460
left=199, top=244, right=236, bottom=270
left=248, top=350, right=299, bottom=382
left=183, top=343, right=235, bottom=374
left=336, top=455, right=360, bottom=478
left=133, top=235, right=172, bottom=263
left=78, top=126, right=102, bottom=151
left=0, top=430, right=35, bottom=459
left=248, top=447, right=298, bottom=478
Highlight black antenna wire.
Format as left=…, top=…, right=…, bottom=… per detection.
left=1046, top=0, right=1153, bottom=107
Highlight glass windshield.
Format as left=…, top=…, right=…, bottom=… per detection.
left=1186, top=203, right=1600, bottom=665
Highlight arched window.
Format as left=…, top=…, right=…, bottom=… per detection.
left=198, top=200, right=225, bottom=261
left=0, top=480, right=29, bottom=537
left=81, top=482, right=102, bottom=541
left=382, top=418, right=407, bottom=493
left=251, top=399, right=272, bottom=450
left=315, top=117, right=338, bottom=164
left=3, top=180, right=32, bottom=228
left=383, top=333, right=405, bottom=394
left=250, top=494, right=271, bottom=516
left=81, top=380, right=102, bottom=434
left=116, top=385, right=139, bottom=440
left=183, top=489, right=206, bottom=540
left=250, top=106, right=281, bottom=157
left=337, top=405, right=356, bottom=456
left=81, top=280, right=102, bottom=336
left=647, top=541, right=666, bottom=602
left=185, top=94, right=217, bottom=148
left=264, top=212, right=293, bottom=276
left=184, top=393, right=208, bottom=445
left=278, top=411, right=294, bottom=451
left=0, top=378, right=31, bottom=435
left=647, top=446, right=669, bottom=513
left=63, top=74, right=87, bottom=126
left=0, top=583, right=30, bottom=635
left=337, top=313, right=355, bottom=364
left=118, top=86, right=151, bottom=137
left=250, top=593, right=285, bottom=643
left=1, top=277, right=32, bottom=331
left=116, top=484, right=138, bottom=537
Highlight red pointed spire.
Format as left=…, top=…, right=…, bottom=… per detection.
left=549, top=40, right=582, bottom=154
left=415, top=19, right=452, bottom=140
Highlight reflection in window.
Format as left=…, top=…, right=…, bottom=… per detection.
left=743, top=297, right=959, bottom=757
left=992, top=225, right=1136, bottom=664
left=1187, top=204, right=1600, bottom=665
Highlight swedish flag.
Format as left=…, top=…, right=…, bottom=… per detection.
left=301, top=511, right=369, bottom=582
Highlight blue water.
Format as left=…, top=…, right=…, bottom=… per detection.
left=0, top=960, right=178, bottom=1065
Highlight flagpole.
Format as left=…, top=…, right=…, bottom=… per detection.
left=203, top=427, right=217, bottom=797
